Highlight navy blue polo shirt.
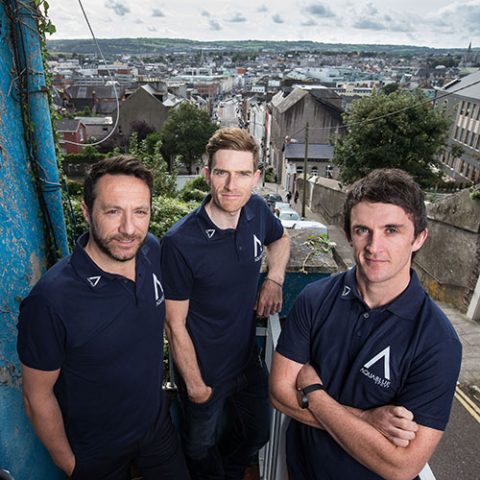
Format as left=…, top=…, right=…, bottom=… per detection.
left=17, top=233, right=166, bottom=459
left=276, top=267, right=462, bottom=480
left=160, top=193, right=284, bottom=386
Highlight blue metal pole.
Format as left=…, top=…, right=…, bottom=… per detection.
left=0, top=1, right=67, bottom=478
left=17, top=0, right=69, bottom=258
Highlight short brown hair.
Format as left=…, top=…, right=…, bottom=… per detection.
left=206, top=128, right=259, bottom=171
left=83, top=155, right=153, bottom=213
left=343, top=168, right=427, bottom=239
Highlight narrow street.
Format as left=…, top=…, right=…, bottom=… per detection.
left=428, top=389, right=480, bottom=479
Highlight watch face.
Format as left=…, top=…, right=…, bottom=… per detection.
left=299, top=391, right=309, bottom=409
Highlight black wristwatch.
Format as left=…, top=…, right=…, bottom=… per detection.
left=299, top=383, right=325, bottom=409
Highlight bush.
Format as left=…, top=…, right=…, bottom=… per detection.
left=178, top=175, right=209, bottom=202
left=265, top=167, right=276, bottom=183
left=150, top=196, right=199, bottom=238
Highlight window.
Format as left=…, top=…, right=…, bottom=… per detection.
left=470, top=133, right=476, bottom=147
left=465, top=131, right=471, bottom=145
left=454, top=125, right=460, bottom=140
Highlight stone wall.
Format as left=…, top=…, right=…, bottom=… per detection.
left=297, top=176, right=480, bottom=313
left=416, top=190, right=480, bottom=312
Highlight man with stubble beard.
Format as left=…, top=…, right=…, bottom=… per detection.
left=17, top=156, right=188, bottom=480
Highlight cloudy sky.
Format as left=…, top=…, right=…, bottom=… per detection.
left=48, top=0, right=479, bottom=49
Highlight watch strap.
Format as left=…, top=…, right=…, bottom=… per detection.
left=302, top=383, right=325, bottom=396
left=299, top=383, right=325, bottom=409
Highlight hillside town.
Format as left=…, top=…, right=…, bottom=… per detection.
left=2, top=1, right=480, bottom=478
left=49, top=42, right=480, bottom=186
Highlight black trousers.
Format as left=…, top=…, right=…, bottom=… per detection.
left=70, top=398, right=189, bottom=480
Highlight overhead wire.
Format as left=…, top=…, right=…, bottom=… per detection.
left=61, top=0, right=120, bottom=147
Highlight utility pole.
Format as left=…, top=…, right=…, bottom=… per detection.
left=302, top=122, right=309, bottom=218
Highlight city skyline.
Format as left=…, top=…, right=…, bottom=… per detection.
left=48, top=0, right=479, bottom=49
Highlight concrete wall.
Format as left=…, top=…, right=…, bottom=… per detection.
left=297, top=176, right=480, bottom=313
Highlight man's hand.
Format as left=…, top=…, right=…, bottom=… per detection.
left=187, top=384, right=213, bottom=404
left=296, top=363, right=322, bottom=390
left=64, top=456, right=75, bottom=477
left=360, top=405, right=418, bottom=447
left=255, top=278, right=283, bottom=317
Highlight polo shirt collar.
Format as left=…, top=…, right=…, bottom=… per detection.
left=195, top=194, right=256, bottom=240
left=340, top=266, right=425, bottom=321
left=71, top=233, right=148, bottom=291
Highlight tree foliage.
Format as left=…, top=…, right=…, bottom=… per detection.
left=150, top=196, right=199, bottom=238
left=128, top=133, right=176, bottom=197
left=178, top=175, right=210, bottom=202
left=160, top=102, right=218, bottom=174
left=333, top=90, right=451, bottom=187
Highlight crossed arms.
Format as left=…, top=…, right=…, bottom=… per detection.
left=269, top=353, right=444, bottom=480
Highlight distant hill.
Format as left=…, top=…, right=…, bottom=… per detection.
left=46, top=38, right=469, bottom=57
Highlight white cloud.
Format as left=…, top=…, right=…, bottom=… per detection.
left=152, top=9, right=165, bottom=18
left=104, top=0, right=129, bottom=16
left=226, top=12, right=247, bottom=23
left=209, top=19, right=222, bottom=31
left=46, top=0, right=478, bottom=48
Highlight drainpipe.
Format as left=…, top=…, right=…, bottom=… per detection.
left=14, top=0, right=69, bottom=259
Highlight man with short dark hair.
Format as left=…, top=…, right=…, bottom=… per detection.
left=270, top=168, right=462, bottom=480
left=161, top=127, right=290, bottom=479
left=17, top=156, right=188, bottom=479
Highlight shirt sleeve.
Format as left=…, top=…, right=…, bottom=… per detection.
left=275, top=286, right=313, bottom=365
left=396, top=337, right=462, bottom=431
left=160, top=235, right=194, bottom=300
left=17, top=293, right=66, bottom=371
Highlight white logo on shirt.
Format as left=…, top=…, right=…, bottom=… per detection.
left=341, top=285, right=351, bottom=297
left=253, top=234, right=263, bottom=262
left=87, top=276, right=101, bottom=287
left=152, top=273, right=165, bottom=306
left=360, top=346, right=392, bottom=389
left=206, top=229, right=215, bottom=238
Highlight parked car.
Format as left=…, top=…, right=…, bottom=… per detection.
left=277, top=208, right=301, bottom=222
left=277, top=209, right=328, bottom=234
left=274, top=201, right=291, bottom=212
left=264, top=193, right=283, bottom=203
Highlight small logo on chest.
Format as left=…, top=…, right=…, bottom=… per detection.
left=152, top=273, right=165, bottom=306
left=253, top=234, right=263, bottom=262
left=360, top=346, right=392, bottom=389
left=87, top=276, right=101, bottom=287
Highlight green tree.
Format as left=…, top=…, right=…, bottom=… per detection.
left=382, top=83, right=399, bottom=95
left=333, top=90, right=450, bottom=187
left=178, top=175, right=210, bottom=202
left=150, top=196, right=199, bottom=238
left=160, top=102, right=218, bottom=174
left=128, top=133, right=176, bottom=197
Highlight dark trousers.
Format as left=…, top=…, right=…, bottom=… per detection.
left=70, top=398, right=189, bottom=480
left=176, top=352, right=271, bottom=480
